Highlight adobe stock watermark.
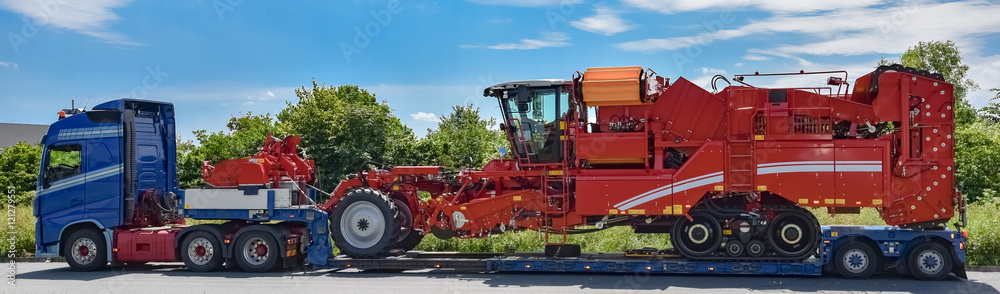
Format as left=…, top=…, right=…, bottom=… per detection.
left=213, top=0, right=243, bottom=21
left=546, top=0, right=582, bottom=30
left=5, top=186, right=16, bottom=286
left=340, top=0, right=404, bottom=63
left=7, top=0, right=66, bottom=54
left=125, top=65, right=169, bottom=100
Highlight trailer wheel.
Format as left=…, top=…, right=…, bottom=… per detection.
left=64, top=229, right=107, bottom=271
left=234, top=231, right=281, bottom=272
left=181, top=231, right=224, bottom=272
left=908, top=242, right=952, bottom=281
left=834, top=241, right=879, bottom=279
left=331, top=188, right=399, bottom=258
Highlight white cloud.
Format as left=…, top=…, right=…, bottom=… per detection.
left=0, top=0, right=139, bottom=45
left=700, top=67, right=726, bottom=75
left=464, top=0, right=580, bottom=7
left=571, top=6, right=634, bottom=36
left=966, top=54, right=1000, bottom=107
left=410, top=112, right=440, bottom=122
left=0, top=61, right=17, bottom=69
left=734, top=63, right=744, bottom=67
left=264, top=90, right=275, bottom=97
left=622, top=0, right=883, bottom=14
left=617, top=1, right=1000, bottom=57
left=743, top=54, right=771, bottom=61
left=462, top=32, right=571, bottom=50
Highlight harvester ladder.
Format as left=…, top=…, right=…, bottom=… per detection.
left=727, top=140, right=755, bottom=192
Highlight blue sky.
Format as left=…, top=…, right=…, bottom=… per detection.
left=1, top=0, right=998, bottom=138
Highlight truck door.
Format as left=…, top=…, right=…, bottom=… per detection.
left=85, top=140, right=122, bottom=227
left=36, top=142, right=87, bottom=244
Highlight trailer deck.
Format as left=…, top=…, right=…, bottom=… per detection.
left=320, top=251, right=824, bottom=276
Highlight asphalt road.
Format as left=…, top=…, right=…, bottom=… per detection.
left=4, top=262, right=999, bottom=294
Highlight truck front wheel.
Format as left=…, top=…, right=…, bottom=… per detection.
left=181, top=231, right=224, bottom=272
left=64, top=229, right=108, bottom=271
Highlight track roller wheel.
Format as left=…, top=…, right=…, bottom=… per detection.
left=766, top=209, right=820, bottom=259
left=725, top=239, right=745, bottom=257
left=833, top=240, right=879, bottom=279
left=330, top=188, right=399, bottom=258
left=908, top=242, right=953, bottom=280
left=746, top=240, right=766, bottom=257
left=671, top=212, right=722, bottom=258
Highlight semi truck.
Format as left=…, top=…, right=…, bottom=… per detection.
left=34, top=65, right=967, bottom=280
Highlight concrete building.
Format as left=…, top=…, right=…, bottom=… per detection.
left=0, top=122, right=49, bottom=151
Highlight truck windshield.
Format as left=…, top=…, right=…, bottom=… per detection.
left=501, top=87, right=566, bottom=163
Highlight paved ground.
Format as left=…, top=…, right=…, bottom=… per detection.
left=3, top=262, right=999, bottom=294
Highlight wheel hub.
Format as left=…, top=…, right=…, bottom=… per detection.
left=242, top=237, right=270, bottom=266
left=781, top=224, right=802, bottom=244
left=843, top=249, right=869, bottom=273
left=71, top=237, right=97, bottom=265
left=918, top=250, right=944, bottom=274
left=340, top=201, right=386, bottom=249
left=689, top=224, right=709, bottom=244
left=187, top=237, right=215, bottom=265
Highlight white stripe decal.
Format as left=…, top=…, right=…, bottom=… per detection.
left=617, top=174, right=724, bottom=210
left=756, top=161, right=881, bottom=168
left=38, top=165, right=122, bottom=195
left=613, top=171, right=722, bottom=208
left=612, top=160, right=883, bottom=211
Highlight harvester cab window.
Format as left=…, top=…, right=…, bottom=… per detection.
left=43, top=144, right=83, bottom=188
left=503, top=86, right=566, bottom=163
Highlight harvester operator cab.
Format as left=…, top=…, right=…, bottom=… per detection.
left=485, top=79, right=572, bottom=164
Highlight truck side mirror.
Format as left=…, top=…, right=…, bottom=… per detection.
left=516, top=85, right=530, bottom=103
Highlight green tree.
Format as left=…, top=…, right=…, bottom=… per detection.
left=424, top=104, right=507, bottom=171
left=278, top=82, right=419, bottom=190
left=0, top=142, right=42, bottom=205
left=177, top=113, right=283, bottom=188
left=955, top=122, right=1000, bottom=202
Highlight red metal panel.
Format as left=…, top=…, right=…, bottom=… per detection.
left=576, top=132, right=647, bottom=164
left=650, top=77, right=727, bottom=141
left=114, top=227, right=182, bottom=263
left=755, top=144, right=835, bottom=206
left=576, top=174, right=672, bottom=215
left=834, top=144, right=884, bottom=207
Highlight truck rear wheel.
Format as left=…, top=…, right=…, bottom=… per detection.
left=908, top=242, right=952, bottom=280
left=331, top=188, right=399, bottom=258
left=234, top=231, right=282, bottom=272
left=181, top=231, right=224, bottom=272
left=64, top=229, right=107, bottom=271
left=834, top=240, right=879, bottom=279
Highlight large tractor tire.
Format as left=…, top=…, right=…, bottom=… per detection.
left=331, top=188, right=399, bottom=258
left=392, top=199, right=423, bottom=252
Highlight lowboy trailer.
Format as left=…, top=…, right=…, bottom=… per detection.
left=34, top=65, right=967, bottom=280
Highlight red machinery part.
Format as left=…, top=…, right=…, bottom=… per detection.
left=203, top=135, right=315, bottom=188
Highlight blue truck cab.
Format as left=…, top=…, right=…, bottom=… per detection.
left=34, top=99, right=182, bottom=263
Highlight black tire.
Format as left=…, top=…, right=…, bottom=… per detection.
left=64, top=229, right=108, bottom=271
left=330, top=188, right=399, bottom=258
left=833, top=240, right=879, bottom=279
left=766, top=209, right=820, bottom=259
left=180, top=231, right=225, bottom=272
left=393, top=199, right=424, bottom=252
left=671, top=212, right=722, bottom=258
left=234, top=231, right=282, bottom=273
left=908, top=242, right=953, bottom=281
